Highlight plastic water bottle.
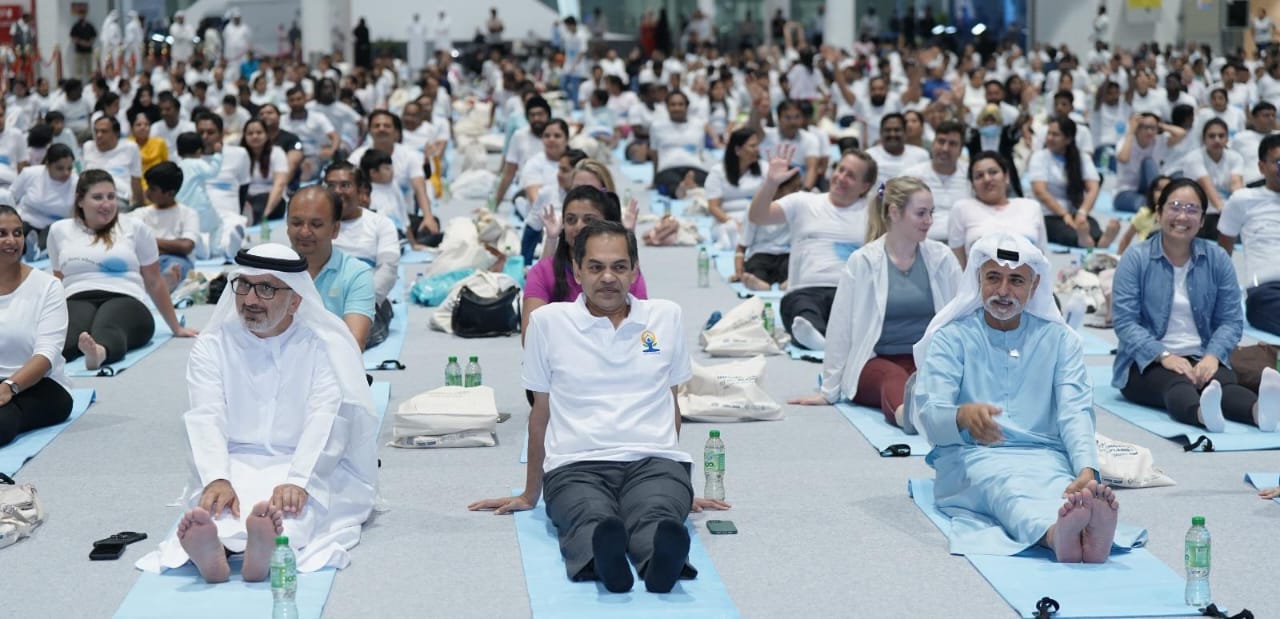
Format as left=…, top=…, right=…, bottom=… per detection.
left=762, top=301, right=775, bottom=334
left=445, top=356, right=463, bottom=387
left=704, top=430, right=725, bottom=500
left=1064, top=291, right=1088, bottom=331
left=1185, top=516, right=1211, bottom=607
left=270, top=536, right=298, bottom=619
left=697, top=248, right=710, bottom=287
left=260, top=217, right=271, bottom=243
left=464, top=355, right=482, bottom=387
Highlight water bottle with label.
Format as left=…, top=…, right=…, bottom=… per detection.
left=270, top=536, right=298, bottom=619
left=704, top=430, right=725, bottom=500
left=762, top=301, right=775, bottom=335
left=697, top=248, right=710, bottom=287
left=1185, top=516, right=1211, bottom=607
left=260, top=217, right=271, bottom=243
left=464, top=355, right=482, bottom=387
left=445, top=356, right=463, bottom=387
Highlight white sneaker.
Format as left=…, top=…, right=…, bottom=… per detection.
left=225, top=224, right=246, bottom=259
left=791, top=316, right=826, bottom=351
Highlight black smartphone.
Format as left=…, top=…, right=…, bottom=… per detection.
left=94, top=531, right=147, bottom=547
left=706, top=520, right=738, bottom=535
left=89, top=543, right=127, bottom=560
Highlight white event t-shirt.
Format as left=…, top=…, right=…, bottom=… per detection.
left=1219, top=187, right=1280, bottom=286
left=777, top=192, right=869, bottom=289
left=47, top=215, right=160, bottom=302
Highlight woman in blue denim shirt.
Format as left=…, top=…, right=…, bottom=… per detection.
left=1111, top=178, right=1277, bottom=431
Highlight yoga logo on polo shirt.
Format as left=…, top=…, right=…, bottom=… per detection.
left=640, top=330, right=661, bottom=354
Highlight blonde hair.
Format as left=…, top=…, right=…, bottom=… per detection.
left=865, top=176, right=931, bottom=243
left=572, top=158, right=616, bottom=192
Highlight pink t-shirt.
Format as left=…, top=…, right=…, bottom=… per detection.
left=523, top=256, right=648, bottom=303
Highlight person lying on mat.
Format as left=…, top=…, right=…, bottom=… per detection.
left=0, top=206, right=74, bottom=447
left=286, top=185, right=375, bottom=351
left=913, top=233, right=1123, bottom=563
left=790, top=176, right=961, bottom=431
left=135, top=244, right=379, bottom=582
left=748, top=143, right=877, bottom=351
left=1218, top=133, right=1280, bottom=339
left=470, top=220, right=729, bottom=594
left=1112, top=178, right=1279, bottom=432
left=48, top=169, right=197, bottom=370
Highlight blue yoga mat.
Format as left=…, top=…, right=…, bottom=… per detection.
left=908, top=478, right=1197, bottom=618
left=1244, top=472, right=1280, bottom=504
left=512, top=490, right=740, bottom=619
left=401, top=249, right=436, bottom=264
left=363, top=276, right=409, bottom=371
left=712, top=254, right=784, bottom=300
left=0, top=388, right=95, bottom=476
left=1244, top=320, right=1280, bottom=345
left=114, top=557, right=337, bottom=619
left=66, top=314, right=180, bottom=377
left=1087, top=366, right=1280, bottom=451
left=833, top=402, right=930, bottom=456
left=787, top=344, right=823, bottom=362
left=619, top=163, right=653, bottom=186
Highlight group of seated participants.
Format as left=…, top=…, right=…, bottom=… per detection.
left=5, top=17, right=1280, bottom=599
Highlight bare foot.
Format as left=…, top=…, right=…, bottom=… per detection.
left=742, top=273, right=771, bottom=291
left=1098, top=219, right=1121, bottom=248
left=177, top=508, right=230, bottom=583
left=1073, top=217, right=1096, bottom=248
left=240, top=501, right=285, bottom=582
left=78, top=332, right=107, bottom=370
left=1045, top=491, right=1090, bottom=563
left=1082, top=481, right=1119, bottom=564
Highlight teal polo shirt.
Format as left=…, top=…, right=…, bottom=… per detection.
left=313, top=247, right=375, bottom=321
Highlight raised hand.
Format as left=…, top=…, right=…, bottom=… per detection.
left=541, top=202, right=562, bottom=239
left=765, top=144, right=801, bottom=185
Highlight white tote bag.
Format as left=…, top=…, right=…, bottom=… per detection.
left=677, top=355, right=784, bottom=422
left=1096, top=433, right=1176, bottom=488
left=391, top=386, right=500, bottom=448
left=699, top=297, right=787, bottom=356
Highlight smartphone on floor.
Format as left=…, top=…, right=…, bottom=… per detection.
left=707, top=520, right=738, bottom=535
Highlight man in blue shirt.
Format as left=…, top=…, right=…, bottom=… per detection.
left=286, top=186, right=374, bottom=350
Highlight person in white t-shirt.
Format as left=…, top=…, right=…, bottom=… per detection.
left=1028, top=116, right=1118, bottom=248
left=520, top=119, right=570, bottom=223
left=135, top=161, right=200, bottom=289
left=469, top=219, right=728, bottom=595
left=1194, top=87, right=1247, bottom=140
left=493, top=96, right=551, bottom=212
left=346, top=110, right=436, bottom=242
left=12, top=144, right=77, bottom=253
left=326, top=162, right=399, bottom=348
left=749, top=145, right=876, bottom=351
left=650, top=91, right=709, bottom=197
left=855, top=76, right=902, bottom=148
left=903, top=121, right=971, bottom=243
left=151, top=92, right=195, bottom=161
left=0, top=100, right=28, bottom=188
left=867, top=113, right=931, bottom=186
left=47, top=169, right=196, bottom=371
left=752, top=99, right=821, bottom=190
left=1231, top=102, right=1276, bottom=186
left=1182, top=118, right=1244, bottom=233
left=1219, top=133, right=1280, bottom=336
left=1114, top=112, right=1186, bottom=212
left=948, top=152, right=1049, bottom=267
left=1255, top=9, right=1275, bottom=58
left=560, top=17, right=590, bottom=108
left=704, top=128, right=762, bottom=236
left=81, top=115, right=143, bottom=207
left=280, top=87, right=337, bottom=184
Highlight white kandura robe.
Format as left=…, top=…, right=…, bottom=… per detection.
left=136, top=320, right=378, bottom=573
left=169, top=22, right=196, bottom=63
left=407, top=21, right=427, bottom=72
left=914, top=310, right=1147, bottom=556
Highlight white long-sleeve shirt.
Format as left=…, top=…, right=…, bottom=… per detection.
left=0, top=269, right=70, bottom=393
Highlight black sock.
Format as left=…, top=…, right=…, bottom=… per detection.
left=591, top=517, right=633, bottom=593
left=644, top=519, right=690, bottom=593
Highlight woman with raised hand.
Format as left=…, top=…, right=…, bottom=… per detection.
left=789, top=176, right=961, bottom=431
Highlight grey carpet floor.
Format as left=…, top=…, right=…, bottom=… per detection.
left=6, top=173, right=1279, bottom=619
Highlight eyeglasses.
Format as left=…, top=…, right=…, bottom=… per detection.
left=1163, top=201, right=1203, bottom=217
left=324, top=180, right=355, bottom=190
left=230, top=278, right=288, bottom=300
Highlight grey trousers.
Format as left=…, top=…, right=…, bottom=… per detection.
left=542, top=457, right=697, bottom=582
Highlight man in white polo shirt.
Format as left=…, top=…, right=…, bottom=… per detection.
left=903, top=120, right=970, bottom=243
left=1219, top=133, right=1280, bottom=336
left=469, top=220, right=728, bottom=594
left=867, top=112, right=931, bottom=185
left=279, top=86, right=338, bottom=184
left=749, top=145, right=877, bottom=351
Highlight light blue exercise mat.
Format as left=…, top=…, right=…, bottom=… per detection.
left=1244, top=472, right=1280, bottom=504
left=1087, top=366, right=1280, bottom=452
left=401, top=248, right=436, bottom=265
left=1243, top=319, right=1280, bottom=345
left=787, top=344, right=823, bottom=362
left=833, top=402, right=930, bottom=457
left=512, top=489, right=739, bottom=619
left=0, top=388, right=95, bottom=476
left=114, top=557, right=337, bottom=619
left=65, top=314, right=182, bottom=377
left=363, top=278, right=409, bottom=371
left=713, top=254, right=784, bottom=300
left=619, top=162, right=653, bottom=186
left=908, top=478, right=1198, bottom=619
left=1078, top=329, right=1116, bottom=356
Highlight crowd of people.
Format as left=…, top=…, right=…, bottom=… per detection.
left=4, top=6, right=1280, bottom=604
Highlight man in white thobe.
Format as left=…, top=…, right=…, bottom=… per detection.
left=223, top=10, right=253, bottom=82
left=431, top=12, right=452, bottom=60
left=169, top=12, right=196, bottom=65
left=123, top=11, right=144, bottom=70
left=407, top=14, right=427, bottom=74
left=135, top=244, right=379, bottom=582
left=99, top=10, right=122, bottom=73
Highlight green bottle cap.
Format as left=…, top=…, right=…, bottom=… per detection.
left=448, top=356, right=457, bottom=362
left=1192, top=516, right=1205, bottom=526
left=276, top=535, right=289, bottom=545
left=709, top=430, right=720, bottom=438
left=470, top=355, right=478, bottom=362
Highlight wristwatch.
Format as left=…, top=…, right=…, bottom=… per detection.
left=2, top=379, right=18, bottom=396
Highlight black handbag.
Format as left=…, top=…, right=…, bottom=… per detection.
left=451, top=285, right=520, bottom=338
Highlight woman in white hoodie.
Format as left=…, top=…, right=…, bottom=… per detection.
left=790, top=176, right=962, bottom=431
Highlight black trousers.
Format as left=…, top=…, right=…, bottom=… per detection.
left=744, top=252, right=789, bottom=284
left=543, top=458, right=696, bottom=582
left=63, top=291, right=155, bottom=365
left=0, top=377, right=73, bottom=447
left=1246, top=282, right=1280, bottom=336
left=780, top=286, right=837, bottom=338
left=654, top=167, right=709, bottom=198
left=1044, top=215, right=1102, bottom=247
left=1120, top=360, right=1256, bottom=427
left=21, top=222, right=51, bottom=250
